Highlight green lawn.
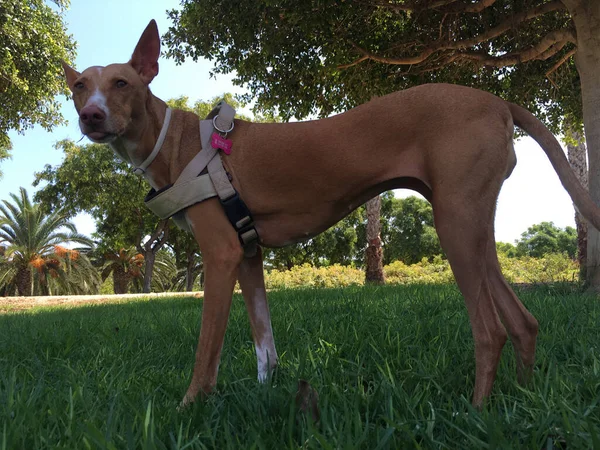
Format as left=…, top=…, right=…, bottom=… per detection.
left=1, top=284, right=599, bottom=449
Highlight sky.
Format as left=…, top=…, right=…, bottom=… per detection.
left=0, top=0, right=577, bottom=245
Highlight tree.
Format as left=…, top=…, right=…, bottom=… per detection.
left=164, top=0, right=600, bottom=286
left=151, top=248, right=200, bottom=292
left=264, top=193, right=443, bottom=269
left=383, top=196, right=443, bottom=265
left=496, top=241, right=519, bottom=257
left=565, top=125, right=588, bottom=276
left=167, top=92, right=253, bottom=122
left=33, top=141, right=168, bottom=293
left=99, top=248, right=144, bottom=295
left=515, top=221, right=577, bottom=258
left=167, top=224, right=203, bottom=291
left=0, top=187, right=96, bottom=296
left=0, top=0, right=76, bottom=161
left=365, top=196, right=385, bottom=283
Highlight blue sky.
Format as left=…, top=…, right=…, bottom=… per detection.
left=1, top=0, right=577, bottom=244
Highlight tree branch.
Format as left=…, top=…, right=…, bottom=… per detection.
left=340, top=0, right=568, bottom=69
left=451, top=1, right=567, bottom=50
left=144, top=218, right=170, bottom=254
left=449, top=0, right=497, bottom=13
left=546, top=47, right=577, bottom=78
left=459, top=30, right=574, bottom=68
left=368, top=0, right=497, bottom=14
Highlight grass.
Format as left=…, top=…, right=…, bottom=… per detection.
left=1, top=284, right=599, bottom=449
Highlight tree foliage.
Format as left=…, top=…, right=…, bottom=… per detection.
left=99, top=247, right=144, bottom=295
left=33, top=140, right=171, bottom=293
left=515, top=221, right=577, bottom=258
left=0, top=187, right=96, bottom=296
left=383, top=196, right=442, bottom=265
left=33, top=140, right=154, bottom=249
left=0, top=0, right=76, bottom=158
left=164, top=0, right=579, bottom=131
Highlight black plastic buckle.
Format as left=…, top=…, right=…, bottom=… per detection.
left=219, top=192, right=259, bottom=250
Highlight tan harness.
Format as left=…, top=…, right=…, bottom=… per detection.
left=139, top=102, right=258, bottom=257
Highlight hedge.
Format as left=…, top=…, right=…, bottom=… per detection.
left=263, top=253, right=578, bottom=289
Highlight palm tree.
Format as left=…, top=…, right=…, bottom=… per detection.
left=100, top=247, right=144, bottom=294
left=46, top=245, right=101, bottom=295
left=151, top=249, right=180, bottom=292
left=0, top=187, right=97, bottom=296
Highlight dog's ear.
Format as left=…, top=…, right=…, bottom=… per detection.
left=61, top=60, right=81, bottom=91
left=130, top=19, right=160, bottom=85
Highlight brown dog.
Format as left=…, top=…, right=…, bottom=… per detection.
left=61, top=20, right=600, bottom=408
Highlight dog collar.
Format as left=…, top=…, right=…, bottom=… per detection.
left=133, top=108, right=172, bottom=175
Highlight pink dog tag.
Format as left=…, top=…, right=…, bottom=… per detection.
left=211, top=133, right=232, bottom=155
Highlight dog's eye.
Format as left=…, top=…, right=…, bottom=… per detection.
left=116, top=80, right=128, bottom=88
left=74, top=81, right=84, bottom=89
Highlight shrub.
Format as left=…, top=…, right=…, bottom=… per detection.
left=384, top=256, right=454, bottom=285
left=497, top=252, right=578, bottom=284
left=265, top=263, right=363, bottom=289
left=263, top=253, right=578, bottom=290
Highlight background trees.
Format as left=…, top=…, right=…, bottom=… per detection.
left=33, top=140, right=168, bottom=293
left=515, top=221, right=577, bottom=258
left=0, top=181, right=577, bottom=296
left=0, top=187, right=96, bottom=296
left=0, top=0, right=76, bottom=163
left=383, top=196, right=442, bottom=265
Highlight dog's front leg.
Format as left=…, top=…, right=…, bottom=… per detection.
left=238, top=246, right=278, bottom=382
left=181, top=201, right=244, bottom=407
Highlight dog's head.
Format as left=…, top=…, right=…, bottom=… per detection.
left=61, top=20, right=161, bottom=144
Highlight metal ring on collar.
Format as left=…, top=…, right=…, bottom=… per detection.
left=213, top=115, right=235, bottom=134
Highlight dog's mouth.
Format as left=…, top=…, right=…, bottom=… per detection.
left=79, top=119, right=121, bottom=144
left=85, top=130, right=117, bottom=143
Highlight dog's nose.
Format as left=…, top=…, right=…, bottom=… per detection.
left=80, top=105, right=106, bottom=126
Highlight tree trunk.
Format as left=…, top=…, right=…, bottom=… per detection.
left=113, top=266, right=129, bottom=294
left=142, top=251, right=156, bottom=293
left=563, top=0, right=600, bottom=290
left=565, top=123, right=588, bottom=279
left=185, top=250, right=196, bottom=291
left=140, top=219, right=170, bottom=293
left=365, top=195, right=385, bottom=284
left=16, top=266, right=32, bottom=296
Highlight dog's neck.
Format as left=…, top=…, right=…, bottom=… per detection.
left=109, top=92, right=172, bottom=190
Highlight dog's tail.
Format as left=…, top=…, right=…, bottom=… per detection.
left=508, top=102, right=600, bottom=231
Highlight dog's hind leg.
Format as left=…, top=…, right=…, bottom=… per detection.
left=485, top=234, right=539, bottom=384
left=432, top=194, right=508, bottom=407
left=238, top=246, right=279, bottom=382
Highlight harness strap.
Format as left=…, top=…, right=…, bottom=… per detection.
left=142, top=102, right=259, bottom=258
left=199, top=118, right=258, bottom=256
left=145, top=175, right=217, bottom=219
left=174, top=123, right=217, bottom=185
left=201, top=120, right=236, bottom=200
left=213, top=101, right=235, bottom=133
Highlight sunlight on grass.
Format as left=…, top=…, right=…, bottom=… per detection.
left=1, top=285, right=599, bottom=448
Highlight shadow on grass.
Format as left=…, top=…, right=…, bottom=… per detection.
left=1, top=284, right=599, bottom=448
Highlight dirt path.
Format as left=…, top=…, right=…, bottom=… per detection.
left=0, top=291, right=204, bottom=313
